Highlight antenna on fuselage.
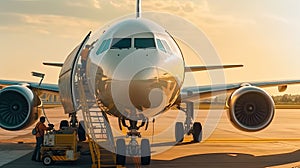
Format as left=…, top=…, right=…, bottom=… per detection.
left=136, top=0, right=142, bottom=18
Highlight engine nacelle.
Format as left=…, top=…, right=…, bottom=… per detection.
left=227, top=86, right=275, bottom=132
left=0, top=85, right=41, bottom=130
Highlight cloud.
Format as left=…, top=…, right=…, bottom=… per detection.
left=0, top=13, right=23, bottom=26
left=0, top=13, right=101, bottom=39
left=0, top=0, right=256, bottom=38
left=36, top=29, right=50, bottom=35
left=14, top=0, right=39, bottom=1
left=93, top=0, right=101, bottom=9
left=90, top=0, right=205, bottom=16
left=65, top=0, right=112, bottom=9
left=263, top=14, right=290, bottom=24
left=0, top=0, right=227, bottom=29
left=65, top=0, right=91, bottom=8
left=21, top=14, right=86, bottom=27
left=107, top=0, right=125, bottom=8
left=142, top=0, right=199, bottom=14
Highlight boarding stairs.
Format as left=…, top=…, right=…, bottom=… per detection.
left=77, top=78, right=116, bottom=168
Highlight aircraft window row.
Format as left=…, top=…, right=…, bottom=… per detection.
left=96, top=39, right=111, bottom=55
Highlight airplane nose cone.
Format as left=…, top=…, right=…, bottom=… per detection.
left=129, top=67, right=179, bottom=114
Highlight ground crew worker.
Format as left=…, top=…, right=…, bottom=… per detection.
left=31, top=116, right=54, bottom=161
left=80, top=45, right=90, bottom=76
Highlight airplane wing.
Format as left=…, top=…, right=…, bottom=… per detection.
left=0, top=79, right=59, bottom=93
left=180, top=80, right=300, bottom=102
left=185, top=64, right=243, bottom=72
left=43, top=62, right=64, bottom=67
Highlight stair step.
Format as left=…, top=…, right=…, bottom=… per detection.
left=78, top=79, right=116, bottom=168
left=92, top=109, right=102, bottom=111
left=93, top=126, right=107, bottom=131
left=93, top=133, right=107, bottom=135
left=89, top=115, right=105, bottom=118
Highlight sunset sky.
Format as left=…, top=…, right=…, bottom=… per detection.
left=0, top=0, right=300, bottom=94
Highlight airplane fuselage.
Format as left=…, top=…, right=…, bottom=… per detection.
left=84, top=18, right=185, bottom=120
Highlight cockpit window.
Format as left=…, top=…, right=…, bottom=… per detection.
left=103, top=39, right=111, bottom=52
left=96, top=39, right=111, bottom=55
left=156, top=39, right=166, bottom=53
left=134, top=38, right=156, bottom=49
left=111, top=38, right=131, bottom=49
left=161, top=40, right=171, bottom=53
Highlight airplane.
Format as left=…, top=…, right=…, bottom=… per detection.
left=1, top=0, right=300, bottom=166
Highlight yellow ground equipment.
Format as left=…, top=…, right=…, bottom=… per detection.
left=40, top=128, right=80, bottom=166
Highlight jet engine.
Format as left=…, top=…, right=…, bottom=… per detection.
left=227, top=85, right=275, bottom=132
left=0, top=85, right=41, bottom=130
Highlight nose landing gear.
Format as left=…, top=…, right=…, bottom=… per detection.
left=116, top=118, right=151, bottom=166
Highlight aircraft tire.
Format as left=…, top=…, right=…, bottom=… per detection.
left=141, top=139, right=151, bottom=165
left=192, top=122, right=202, bottom=142
left=175, top=122, right=184, bottom=143
left=78, top=121, right=86, bottom=141
left=116, top=139, right=126, bottom=166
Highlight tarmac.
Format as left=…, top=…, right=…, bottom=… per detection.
left=1, top=107, right=300, bottom=168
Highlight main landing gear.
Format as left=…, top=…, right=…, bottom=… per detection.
left=176, top=101, right=203, bottom=143
left=116, top=118, right=151, bottom=166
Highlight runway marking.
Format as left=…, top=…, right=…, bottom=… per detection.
left=0, top=150, right=32, bottom=167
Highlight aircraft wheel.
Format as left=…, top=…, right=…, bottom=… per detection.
left=192, top=122, right=202, bottom=142
left=78, top=120, right=86, bottom=141
left=42, top=155, right=53, bottom=166
left=116, top=139, right=126, bottom=166
left=141, top=139, right=151, bottom=165
left=175, top=122, right=184, bottom=143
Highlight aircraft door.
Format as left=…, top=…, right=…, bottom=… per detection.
left=58, top=32, right=91, bottom=114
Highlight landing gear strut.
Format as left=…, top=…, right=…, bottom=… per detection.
left=69, top=113, right=78, bottom=127
left=116, top=118, right=151, bottom=166
left=176, top=101, right=202, bottom=143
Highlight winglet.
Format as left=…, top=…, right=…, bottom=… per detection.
left=136, top=0, right=142, bottom=18
left=43, top=62, right=63, bottom=67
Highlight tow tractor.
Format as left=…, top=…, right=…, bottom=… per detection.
left=40, top=124, right=80, bottom=166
